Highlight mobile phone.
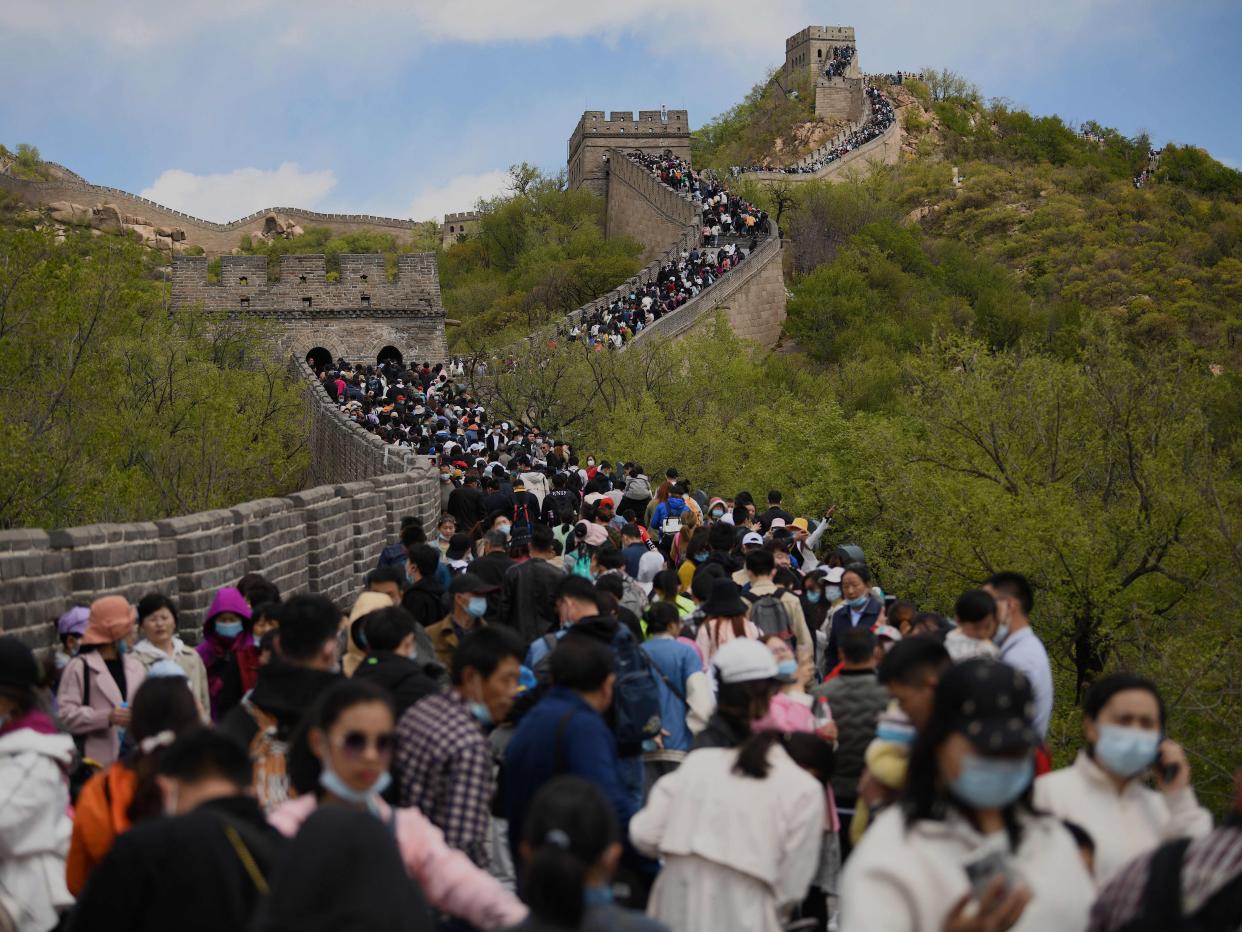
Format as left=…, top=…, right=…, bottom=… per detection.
left=962, top=838, right=1013, bottom=897
left=1158, top=754, right=1180, bottom=785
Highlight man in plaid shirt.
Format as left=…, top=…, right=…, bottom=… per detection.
left=395, top=626, right=525, bottom=868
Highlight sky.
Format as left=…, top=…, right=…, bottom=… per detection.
left=1, top=1, right=1237, bottom=223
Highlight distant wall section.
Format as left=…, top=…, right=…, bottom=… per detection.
left=604, top=152, right=701, bottom=263
left=172, top=253, right=449, bottom=365
left=568, top=110, right=690, bottom=199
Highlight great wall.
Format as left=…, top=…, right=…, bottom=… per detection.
left=0, top=25, right=901, bottom=650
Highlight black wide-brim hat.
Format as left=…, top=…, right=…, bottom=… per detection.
left=700, top=579, right=748, bottom=618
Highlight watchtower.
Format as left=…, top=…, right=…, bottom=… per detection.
left=567, top=109, right=691, bottom=198
left=784, top=26, right=865, bottom=122
left=170, top=253, right=449, bottom=367
left=441, top=211, right=480, bottom=249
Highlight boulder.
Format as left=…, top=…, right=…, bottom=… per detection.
left=49, top=201, right=93, bottom=226
left=93, top=203, right=123, bottom=233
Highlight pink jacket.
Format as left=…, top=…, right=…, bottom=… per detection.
left=56, top=651, right=147, bottom=769
left=270, top=795, right=527, bottom=930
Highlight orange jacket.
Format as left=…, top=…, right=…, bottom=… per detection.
left=66, top=764, right=135, bottom=895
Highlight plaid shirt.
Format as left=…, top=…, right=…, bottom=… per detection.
left=394, top=688, right=495, bottom=868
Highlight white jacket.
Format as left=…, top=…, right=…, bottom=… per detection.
left=0, top=726, right=75, bottom=932
left=839, top=805, right=1095, bottom=932
left=631, top=745, right=824, bottom=932
left=1033, top=750, right=1213, bottom=886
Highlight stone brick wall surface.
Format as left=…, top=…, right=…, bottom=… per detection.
left=567, top=110, right=691, bottom=197
left=0, top=359, right=440, bottom=654
left=604, top=152, right=702, bottom=262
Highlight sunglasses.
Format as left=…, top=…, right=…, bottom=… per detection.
left=335, top=731, right=395, bottom=757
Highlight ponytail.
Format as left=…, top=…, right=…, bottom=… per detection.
left=733, top=730, right=782, bottom=779
left=520, top=776, right=618, bottom=927
left=124, top=677, right=200, bottom=823
left=524, top=832, right=589, bottom=928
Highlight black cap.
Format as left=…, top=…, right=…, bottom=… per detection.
left=700, top=579, right=749, bottom=618
left=942, top=659, right=1039, bottom=753
left=448, top=573, right=498, bottom=595
left=446, top=533, right=473, bottom=559
left=0, top=636, right=39, bottom=690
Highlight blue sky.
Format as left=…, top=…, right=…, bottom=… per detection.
left=1, top=1, right=1237, bottom=222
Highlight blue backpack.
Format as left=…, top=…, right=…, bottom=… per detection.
left=609, top=625, right=662, bottom=746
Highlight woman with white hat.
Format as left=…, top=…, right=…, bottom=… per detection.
left=631, top=638, right=825, bottom=932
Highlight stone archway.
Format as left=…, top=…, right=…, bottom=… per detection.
left=377, top=345, right=404, bottom=367
left=305, top=346, right=334, bottom=372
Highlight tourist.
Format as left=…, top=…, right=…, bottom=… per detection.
left=694, top=579, right=760, bottom=667
left=877, top=635, right=951, bottom=732
left=822, top=563, right=882, bottom=670
left=984, top=571, right=1053, bottom=739
left=65, top=676, right=200, bottom=894
left=131, top=594, right=210, bottom=720
left=57, top=595, right=147, bottom=769
left=351, top=605, right=440, bottom=718
left=839, top=659, right=1096, bottom=931
left=0, top=636, right=74, bottom=932
left=944, top=588, right=1001, bottom=662
left=1034, top=673, right=1213, bottom=886
left=395, top=627, right=524, bottom=867
left=426, top=573, right=498, bottom=669
left=639, top=602, right=713, bottom=791
left=502, top=524, right=566, bottom=643
left=69, top=728, right=286, bottom=931
left=273, top=679, right=527, bottom=929
left=195, top=585, right=255, bottom=721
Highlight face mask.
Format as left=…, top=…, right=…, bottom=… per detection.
left=469, top=702, right=493, bottom=727
left=587, top=459, right=595, bottom=467
left=950, top=754, right=1033, bottom=809
left=825, top=586, right=842, bottom=602
left=116, top=639, right=129, bottom=655
left=584, top=886, right=614, bottom=906
left=466, top=596, right=489, bottom=618
left=711, top=509, right=724, bottom=520
left=54, top=652, right=70, bottom=671
left=215, top=620, right=244, bottom=639
left=992, top=621, right=1010, bottom=646
left=497, top=524, right=511, bottom=538
left=1094, top=724, right=1161, bottom=778
left=693, top=552, right=708, bottom=564
left=806, top=590, right=822, bottom=604
left=848, top=594, right=869, bottom=609
left=319, top=763, right=392, bottom=808
left=776, top=659, right=798, bottom=679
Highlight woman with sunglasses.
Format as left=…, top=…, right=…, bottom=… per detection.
left=269, top=680, right=527, bottom=931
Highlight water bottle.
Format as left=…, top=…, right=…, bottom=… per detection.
left=813, top=696, right=833, bottom=729
left=116, top=702, right=130, bottom=757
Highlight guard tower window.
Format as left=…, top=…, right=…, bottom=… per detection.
left=302, top=297, right=312, bottom=309
left=299, top=274, right=307, bottom=283
left=240, top=297, right=249, bottom=308
left=239, top=275, right=248, bottom=285
left=360, top=273, right=368, bottom=282
left=361, top=295, right=371, bottom=308
left=818, top=49, right=822, bottom=58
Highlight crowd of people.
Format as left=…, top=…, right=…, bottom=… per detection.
left=3, top=440, right=1236, bottom=932
left=822, top=45, right=854, bottom=80
left=1134, top=147, right=1163, bottom=189
left=730, top=86, right=896, bottom=177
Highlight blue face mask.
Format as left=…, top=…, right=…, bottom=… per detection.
left=319, top=764, right=391, bottom=809
left=1094, top=724, right=1160, bottom=778
left=848, top=594, right=869, bottom=609
left=806, top=590, right=822, bottom=604
left=115, top=639, right=129, bottom=655
left=693, top=552, right=708, bottom=563
left=215, top=620, right=244, bottom=639
left=466, top=596, right=489, bottom=618
left=776, top=659, right=798, bottom=680
left=950, top=754, right=1033, bottom=810
left=825, top=586, right=842, bottom=602
left=584, top=886, right=614, bottom=906
left=469, top=702, right=493, bottom=727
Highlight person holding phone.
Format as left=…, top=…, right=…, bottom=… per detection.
left=840, top=659, right=1095, bottom=931
left=1034, top=672, right=1212, bottom=887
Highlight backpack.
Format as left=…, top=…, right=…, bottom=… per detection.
left=744, top=588, right=796, bottom=646
left=609, top=626, right=662, bottom=746
left=244, top=700, right=293, bottom=813
left=571, top=549, right=593, bottom=580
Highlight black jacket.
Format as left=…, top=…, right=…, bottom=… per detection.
left=540, top=489, right=579, bottom=525
left=446, top=485, right=486, bottom=531
left=69, top=795, right=285, bottom=932
left=353, top=650, right=440, bottom=719
left=402, top=577, right=446, bottom=629
left=824, top=596, right=883, bottom=667
left=501, top=558, right=566, bottom=643
left=218, top=661, right=340, bottom=748
left=757, top=505, right=794, bottom=533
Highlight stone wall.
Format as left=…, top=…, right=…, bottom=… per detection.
left=736, top=114, right=901, bottom=184
left=0, top=171, right=427, bottom=257
left=604, top=152, right=702, bottom=262
left=815, top=77, right=866, bottom=122
left=172, top=253, right=449, bottom=365
left=441, top=211, right=481, bottom=249
left=0, top=358, right=439, bottom=652
left=627, top=233, right=786, bottom=348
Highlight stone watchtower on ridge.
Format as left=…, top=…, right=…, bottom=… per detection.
left=567, top=109, right=691, bottom=198
left=170, top=253, right=449, bottom=368
left=784, top=25, right=865, bottom=123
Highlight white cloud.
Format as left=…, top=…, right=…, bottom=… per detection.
left=406, top=169, right=512, bottom=222
left=139, top=162, right=337, bottom=222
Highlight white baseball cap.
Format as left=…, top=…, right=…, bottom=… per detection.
left=742, top=531, right=765, bottom=547
left=713, top=638, right=778, bottom=684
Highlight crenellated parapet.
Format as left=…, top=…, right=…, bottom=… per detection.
left=568, top=108, right=691, bottom=197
